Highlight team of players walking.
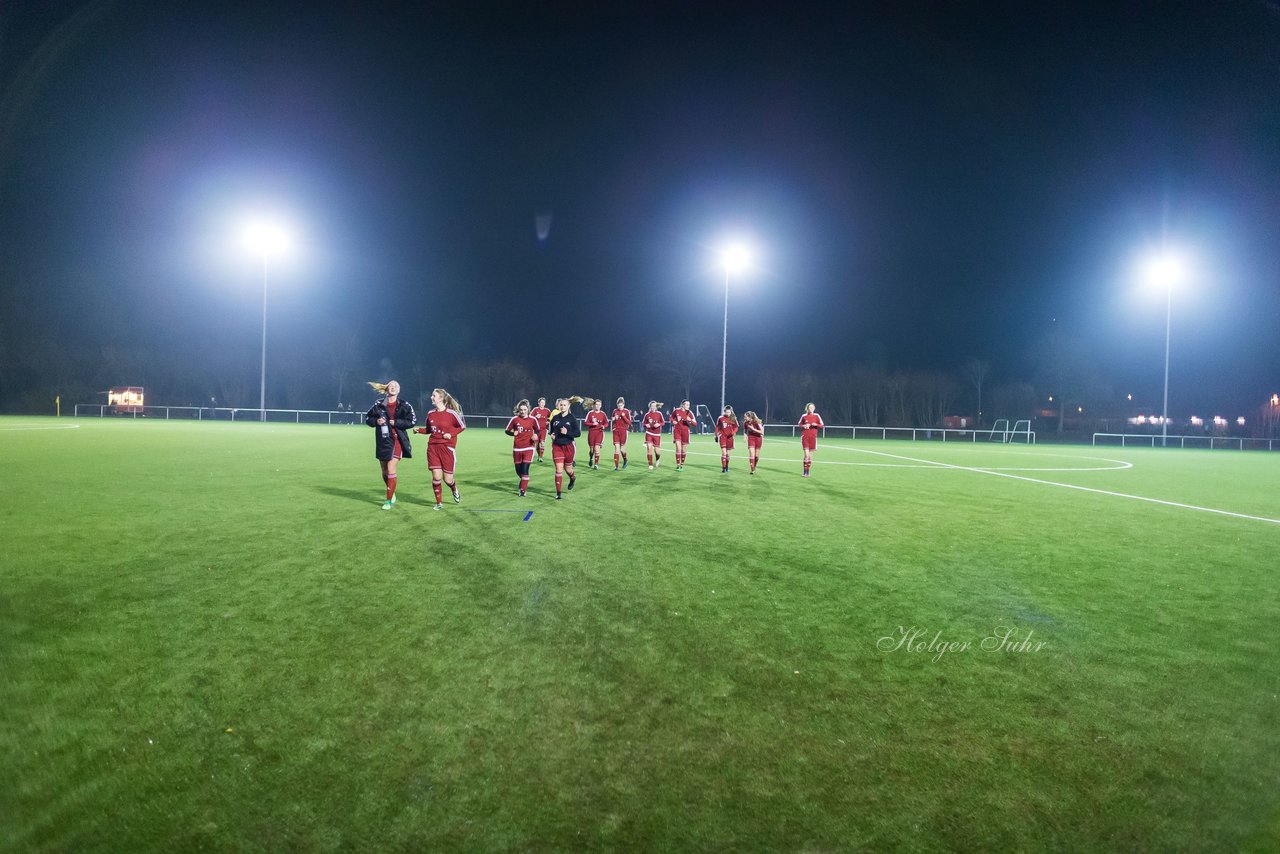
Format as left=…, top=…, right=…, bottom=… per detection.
left=366, top=382, right=824, bottom=508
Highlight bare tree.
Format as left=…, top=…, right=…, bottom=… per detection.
left=960, top=358, right=991, bottom=426
left=884, top=373, right=910, bottom=427
left=647, top=330, right=712, bottom=402
left=852, top=365, right=886, bottom=426
left=987, top=381, right=1037, bottom=425
left=1031, top=333, right=1111, bottom=433
left=909, top=371, right=961, bottom=427
left=491, top=359, right=535, bottom=407
left=328, top=329, right=360, bottom=408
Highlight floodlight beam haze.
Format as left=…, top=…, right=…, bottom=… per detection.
left=240, top=216, right=296, bottom=422
left=718, top=241, right=755, bottom=415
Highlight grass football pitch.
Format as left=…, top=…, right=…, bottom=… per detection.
left=2, top=416, right=1278, bottom=851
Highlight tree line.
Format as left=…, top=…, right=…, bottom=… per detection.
left=4, top=326, right=1269, bottom=436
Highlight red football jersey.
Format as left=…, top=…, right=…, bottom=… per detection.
left=642, top=410, right=665, bottom=436
left=744, top=420, right=765, bottom=438
left=585, top=410, right=608, bottom=432
left=531, top=406, right=552, bottom=432
left=798, top=412, right=824, bottom=432
left=611, top=408, right=632, bottom=430
left=427, top=408, right=466, bottom=447
left=506, top=415, right=538, bottom=449
left=672, top=408, right=697, bottom=431
left=715, top=416, right=739, bottom=438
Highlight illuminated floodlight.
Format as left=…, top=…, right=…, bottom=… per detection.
left=721, top=242, right=753, bottom=275
left=1139, top=248, right=1190, bottom=290
left=1190, top=415, right=1203, bottom=427
left=1238, top=417, right=1246, bottom=426
left=241, top=218, right=294, bottom=258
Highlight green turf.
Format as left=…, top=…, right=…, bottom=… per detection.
left=2, top=416, right=1278, bottom=851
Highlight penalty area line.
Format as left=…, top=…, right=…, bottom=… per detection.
left=853, top=447, right=1280, bottom=526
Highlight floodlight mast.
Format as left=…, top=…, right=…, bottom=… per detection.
left=1161, top=279, right=1171, bottom=447
left=719, top=243, right=752, bottom=415
left=242, top=220, right=292, bottom=422
left=1142, top=249, right=1186, bottom=448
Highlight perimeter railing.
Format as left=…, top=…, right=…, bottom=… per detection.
left=73, top=406, right=568, bottom=430
left=74, top=405, right=363, bottom=424
left=1092, top=432, right=1276, bottom=451
left=72, top=404, right=1052, bottom=444
left=761, top=423, right=1035, bottom=444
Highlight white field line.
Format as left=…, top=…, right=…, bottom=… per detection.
left=683, top=447, right=1132, bottom=473
left=0, top=424, right=81, bottom=431
left=849, top=446, right=1280, bottom=527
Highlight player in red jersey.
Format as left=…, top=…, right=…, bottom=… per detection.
left=610, top=397, right=632, bottom=470
left=743, top=410, right=764, bottom=474
left=715, top=405, right=739, bottom=473
left=641, top=400, right=665, bottom=470
left=505, top=399, right=539, bottom=496
left=798, top=402, right=824, bottom=477
left=530, top=397, right=552, bottom=463
left=549, top=397, right=581, bottom=499
left=364, top=380, right=416, bottom=509
left=413, top=387, right=466, bottom=508
left=670, top=399, right=697, bottom=471
left=583, top=397, right=608, bottom=470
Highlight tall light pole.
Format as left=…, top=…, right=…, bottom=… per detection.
left=1140, top=249, right=1188, bottom=447
left=719, top=243, right=752, bottom=415
left=242, top=219, right=293, bottom=422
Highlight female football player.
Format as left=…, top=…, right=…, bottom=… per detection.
left=798, top=402, right=825, bottom=477
left=505, top=399, right=539, bottom=496
left=549, top=397, right=581, bottom=499
left=583, top=397, right=608, bottom=470
left=364, top=380, right=416, bottom=509
left=610, top=397, right=632, bottom=470
left=641, top=400, right=666, bottom=470
left=671, top=399, right=697, bottom=471
left=414, top=388, right=466, bottom=508
left=530, top=397, right=552, bottom=463
left=715, top=405, right=739, bottom=473
left=743, top=410, right=764, bottom=474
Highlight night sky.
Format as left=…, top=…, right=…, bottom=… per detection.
left=2, top=1, right=1278, bottom=415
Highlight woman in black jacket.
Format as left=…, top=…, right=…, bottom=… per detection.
left=549, top=396, right=582, bottom=500
left=364, top=380, right=416, bottom=509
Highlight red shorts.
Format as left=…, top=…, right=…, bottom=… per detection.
left=645, top=433, right=662, bottom=447
left=552, top=443, right=576, bottom=465
left=612, top=430, right=629, bottom=446
left=673, top=426, right=691, bottom=444
left=427, top=443, right=457, bottom=473
left=512, top=447, right=535, bottom=464
left=588, top=429, right=604, bottom=446
left=747, top=435, right=763, bottom=450
left=719, top=435, right=735, bottom=451
left=801, top=432, right=818, bottom=451
left=537, top=428, right=548, bottom=443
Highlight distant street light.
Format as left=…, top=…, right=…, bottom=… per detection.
left=718, top=242, right=753, bottom=414
left=1139, top=247, right=1190, bottom=447
left=241, top=218, right=294, bottom=422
